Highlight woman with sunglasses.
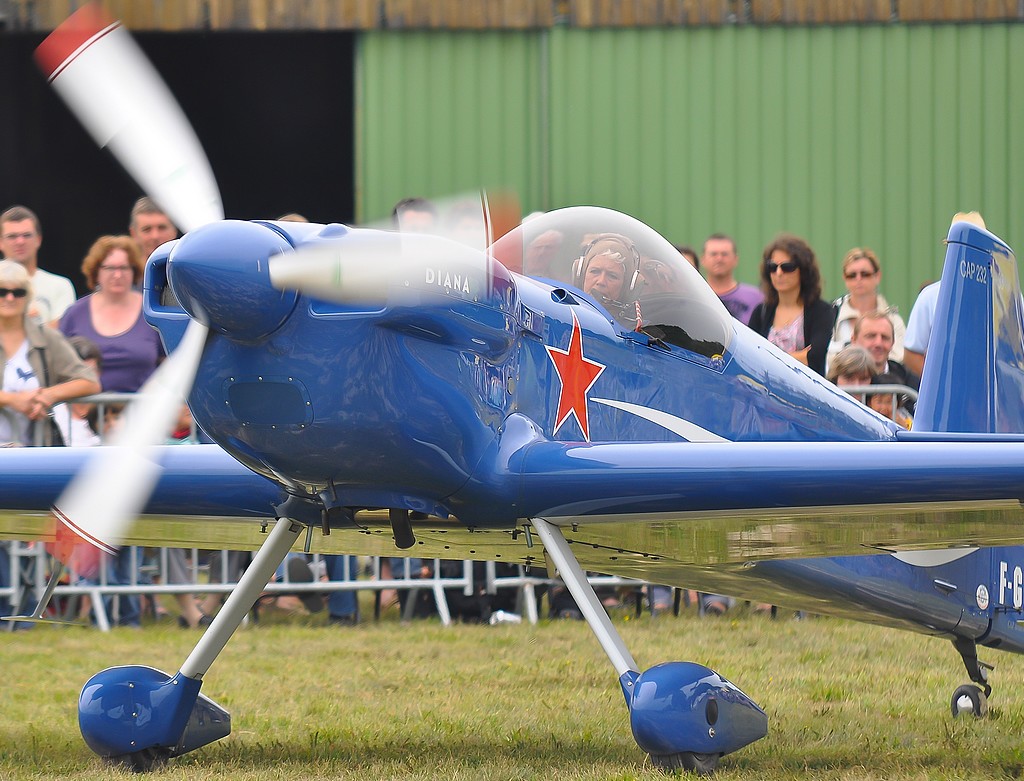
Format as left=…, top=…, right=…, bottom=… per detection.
left=59, top=235, right=163, bottom=393
left=748, top=234, right=835, bottom=376
left=0, top=259, right=99, bottom=446
left=826, top=247, right=906, bottom=371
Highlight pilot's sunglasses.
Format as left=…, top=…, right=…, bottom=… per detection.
left=767, top=261, right=798, bottom=274
left=0, top=288, right=28, bottom=298
left=844, top=270, right=876, bottom=279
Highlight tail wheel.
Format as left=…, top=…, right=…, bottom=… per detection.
left=951, top=684, right=988, bottom=718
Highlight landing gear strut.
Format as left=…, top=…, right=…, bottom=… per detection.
left=951, top=636, right=993, bottom=718
left=530, top=517, right=766, bottom=773
left=78, top=518, right=305, bottom=764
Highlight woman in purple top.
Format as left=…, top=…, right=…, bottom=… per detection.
left=60, top=235, right=163, bottom=392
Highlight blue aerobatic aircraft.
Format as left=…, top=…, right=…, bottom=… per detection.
left=4, top=4, right=1024, bottom=775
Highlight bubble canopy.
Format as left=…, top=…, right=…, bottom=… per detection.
left=493, top=206, right=735, bottom=359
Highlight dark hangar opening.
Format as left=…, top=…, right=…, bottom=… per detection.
left=0, top=31, right=356, bottom=296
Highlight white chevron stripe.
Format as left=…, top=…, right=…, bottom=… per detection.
left=891, top=549, right=978, bottom=567
left=590, top=398, right=729, bottom=442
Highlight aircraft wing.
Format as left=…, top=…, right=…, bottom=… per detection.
left=0, top=439, right=1021, bottom=576
left=510, top=436, right=1024, bottom=565
left=0, top=445, right=284, bottom=551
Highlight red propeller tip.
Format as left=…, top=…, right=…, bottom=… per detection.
left=46, top=506, right=116, bottom=579
left=34, top=3, right=119, bottom=81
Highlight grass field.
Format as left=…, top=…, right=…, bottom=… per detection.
left=3, top=599, right=1024, bottom=780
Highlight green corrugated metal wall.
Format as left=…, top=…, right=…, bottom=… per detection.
left=359, top=23, right=1024, bottom=317
left=358, top=31, right=545, bottom=223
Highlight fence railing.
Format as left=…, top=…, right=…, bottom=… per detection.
left=41, top=391, right=188, bottom=447
left=0, top=543, right=650, bottom=631
left=838, top=383, right=918, bottom=428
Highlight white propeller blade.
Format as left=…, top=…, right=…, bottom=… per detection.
left=37, top=5, right=219, bottom=568
left=268, top=232, right=491, bottom=306
left=362, top=190, right=520, bottom=254
left=35, top=3, right=222, bottom=233
left=51, top=321, right=208, bottom=571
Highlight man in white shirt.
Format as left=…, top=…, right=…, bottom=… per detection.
left=902, top=281, right=940, bottom=377
left=903, top=211, right=987, bottom=376
left=0, top=205, right=76, bottom=325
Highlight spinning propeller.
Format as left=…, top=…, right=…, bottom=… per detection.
left=35, top=4, right=219, bottom=574
left=30, top=3, right=517, bottom=577
left=269, top=185, right=521, bottom=306
left=268, top=229, right=491, bottom=306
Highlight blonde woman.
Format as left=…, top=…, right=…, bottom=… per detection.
left=0, top=260, right=99, bottom=446
left=827, top=247, right=906, bottom=370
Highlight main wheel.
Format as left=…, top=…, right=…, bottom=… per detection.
left=951, top=684, right=988, bottom=718
left=650, top=751, right=720, bottom=775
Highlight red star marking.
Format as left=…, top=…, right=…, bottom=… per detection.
left=545, top=311, right=606, bottom=441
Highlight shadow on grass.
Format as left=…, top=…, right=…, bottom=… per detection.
left=197, top=730, right=637, bottom=769
left=8, top=724, right=1024, bottom=779
left=726, top=739, right=1024, bottom=779
left=4, top=729, right=633, bottom=775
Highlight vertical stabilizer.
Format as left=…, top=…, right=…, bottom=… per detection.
left=914, top=221, right=1024, bottom=433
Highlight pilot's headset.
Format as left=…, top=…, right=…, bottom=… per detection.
left=571, top=233, right=643, bottom=305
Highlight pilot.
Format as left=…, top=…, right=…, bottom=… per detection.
left=639, top=256, right=682, bottom=294
left=391, top=197, right=437, bottom=233
left=573, top=233, right=642, bottom=326
left=524, top=229, right=565, bottom=279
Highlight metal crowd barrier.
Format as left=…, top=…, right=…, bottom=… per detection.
left=31, top=391, right=142, bottom=446
left=0, top=544, right=651, bottom=631
left=835, top=383, right=918, bottom=427
left=837, top=383, right=917, bottom=403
